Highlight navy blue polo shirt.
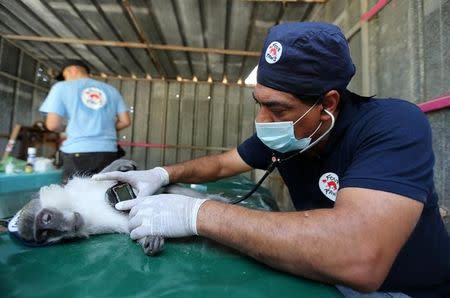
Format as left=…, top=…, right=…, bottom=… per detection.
left=237, top=93, right=450, bottom=297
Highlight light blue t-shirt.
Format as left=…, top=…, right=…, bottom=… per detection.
left=40, top=78, right=128, bottom=153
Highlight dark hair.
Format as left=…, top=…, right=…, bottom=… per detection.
left=56, top=60, right=90, bottom=81
left=295, top=89, right=344, bottom=106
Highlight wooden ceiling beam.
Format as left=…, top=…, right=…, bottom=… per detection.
left=1, top=34, right=261, bottom=57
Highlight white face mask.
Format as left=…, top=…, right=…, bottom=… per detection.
left=255, top=103, right=322, bottom=153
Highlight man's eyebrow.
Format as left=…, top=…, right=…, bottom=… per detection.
left=252, top=92, right=294, bottom=108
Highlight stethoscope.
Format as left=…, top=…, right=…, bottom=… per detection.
left=231, top=109, right=335, bottom=204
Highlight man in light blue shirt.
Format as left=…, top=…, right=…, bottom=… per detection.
left=40, top=60, right=131, bottom=180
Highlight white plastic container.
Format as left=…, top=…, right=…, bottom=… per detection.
left=27, top=147, right=37, bottom=166
left=5, top=162, right=14, bottom=174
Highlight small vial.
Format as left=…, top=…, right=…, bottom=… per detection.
left=25, top=147, right=36, bottom=173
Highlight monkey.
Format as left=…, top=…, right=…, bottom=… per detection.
left=10, top=159, right=225, bottom=256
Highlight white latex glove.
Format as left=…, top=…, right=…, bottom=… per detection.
left=92, top=167, right=169, bottom=196
left=116, top=194, right=208, bottom=239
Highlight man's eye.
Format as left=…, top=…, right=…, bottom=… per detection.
left=270, top=109, right=286, bottom=117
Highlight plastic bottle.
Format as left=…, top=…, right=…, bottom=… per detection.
left=24, top=147, right=36, bottom=173
left=5, top=161, right=14, bottom=174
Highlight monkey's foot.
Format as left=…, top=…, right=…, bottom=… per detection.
left=137, top=235, right=165, bottom=256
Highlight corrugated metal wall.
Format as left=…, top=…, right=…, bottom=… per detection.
left=0, top=41, right=258, bottom=179
left=99, top=79, right=256, bottom=179
left=0, top=37, right=51, bottom=157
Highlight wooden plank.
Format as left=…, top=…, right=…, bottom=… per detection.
left=226, top=1, right=253, bottom=81
left=32, top=89, right=47, bottom=124
left=240, top=86, right=256, bottom=142
left=203, top=0, right=226, bottom=81
left=147, top=81, right=168, bottom=168
left=164, top=82, right=181, bottom=165
left=192, top=83, right=211, bottom=158
left=119, top=80, right=136, bottom=159
left=106, top=78, right=122, bottom=91
left=130, top=0, right=177, bottom=78
left=208, top=84, right=226, bottom=155
left=0, top=77, right=16, bottom=138
left=177, top=83, right=196, bottom=162
left=175, top=0, right=207, bottom=80
left=4, top=34, right=261, bottom=58
left=2, top=124, right=21, bottom=161
left=224, top=85, right=241, bottom=147
left=14, top=84, right=34, bottom=127
left=11, top=51, right=23, bottom=130
left=147, top=0, right=192, bottom=78
left=239, top=86, right=256, bottom=179
left=106, top=78, right=125, bottom=158
left=131, top=81, right=151, bottom=169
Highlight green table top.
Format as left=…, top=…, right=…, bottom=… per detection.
left=0, top=176, right=341, bottom=298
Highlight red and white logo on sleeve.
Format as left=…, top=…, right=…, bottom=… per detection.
left=81, top=87, right=107, bottom=110
left=319, top=172, right=339, bottom=202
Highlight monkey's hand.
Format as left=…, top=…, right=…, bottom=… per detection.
left=137, top=235, right=165, bottom=256
left=92, top=167, right=169, bottom=196
left=117, top=194, right=208, bottom=238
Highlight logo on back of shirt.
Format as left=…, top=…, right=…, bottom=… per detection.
left=319, top=172, right=339, bottom=202
left=81, top=87, right=107, bottom=110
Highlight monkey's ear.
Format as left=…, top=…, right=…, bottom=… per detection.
left=8, top=203, right=54, bottom=247
left=99, top=159, right=138, bottom=174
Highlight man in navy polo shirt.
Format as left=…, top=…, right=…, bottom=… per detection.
left=94, top=22, right=450, bottom=297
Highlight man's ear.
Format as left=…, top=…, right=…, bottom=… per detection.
left=321, top=90, right=340, bottom=112
left=320, top=90, right=340, bottom=120
left=320, top=90, right=341, bottom=121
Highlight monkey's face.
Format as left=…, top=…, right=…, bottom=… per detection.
left=17, top=199, right=86, bottom=245
left=34, top=207, right=85, bottom=243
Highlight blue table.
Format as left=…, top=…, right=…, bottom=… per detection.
left=0, top=170, right=63, bottom=218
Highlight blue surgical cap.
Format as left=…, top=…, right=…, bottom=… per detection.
left=257, top=22, right=356, bottom=98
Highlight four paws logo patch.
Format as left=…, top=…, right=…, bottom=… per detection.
left=81, top=87, right=107, bottom=110
left=265, top=41, right=283, bottom=64
left=319, top=172, right=339, bottom=202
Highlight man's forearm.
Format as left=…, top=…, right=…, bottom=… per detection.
left=165, top=154, right=227, bottom=184
left=45, top=114, right=65, bottom=132
left=196, top=199, right=395, bottom=292
left=197, top=201, right=340, bottom=282
left=116, top=112, right=131, bottom=131
left=164, top=149, right=250, bottom=184
left=116, top=120, right=129, bottom=131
